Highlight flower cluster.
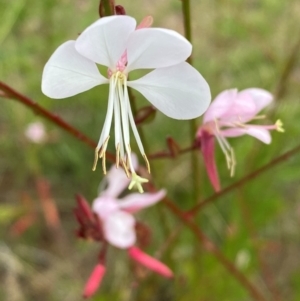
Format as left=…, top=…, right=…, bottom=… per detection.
left=74, top=156, right=172, bottom=298
left=42, top=15, right=211, bottom=192
left=197, top=88, right=283, bottom=191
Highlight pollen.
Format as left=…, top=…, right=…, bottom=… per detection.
left=275, top=119, right=284, bottom=132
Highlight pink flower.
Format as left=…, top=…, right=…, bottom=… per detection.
left=197, top=88, right=284, bottom=192
left=25, top=122, right=46, bottom=143
left=92, top=154, right=166, bottom=248
left=75, top=155, right=172, bottom=298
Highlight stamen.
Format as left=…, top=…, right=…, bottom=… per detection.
left=92, top=147, right=100, bottom=171
left=121, top=159, right=130, bottom=178
left=99, top=136, right=110, bottom=174
left=116, top=143, right=120, bottom=168
left=233, top=121, right=247, bottom=128
left=229, top=148, right=236, bottom=177
left=215, top=132, right=236, bottom=176
left=99, top=136, right=110, bottom=159
left=252, top=114, right=266, bottom=120
left=143, top=154, right=151, bottom=174
left=214, top=118, right=220, bottom=134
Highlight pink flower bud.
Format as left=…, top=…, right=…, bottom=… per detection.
left=129, top=246, right=173, bottom=278
left=83, top=264, right=106, bottom=298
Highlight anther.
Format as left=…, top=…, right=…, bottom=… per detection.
left=275, top=119, right=284, bottom=132
left=143, top=154, right=151, bottom=174
left=121, top=159, right=130, bottom=178
left=116, top=143, right=120, bottom=168
left=92, top=148, right=100, bottom=171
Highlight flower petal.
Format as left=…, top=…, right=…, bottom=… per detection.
left=240, top=88, right=273, bottom=114
left=126, top=28, right=192, bottom=72
left=83, top=264, right=106, bottom=298
left=128, top=247, right=173, bottom=278
left=198, top=130, right=221, bottom=192
left=92, top=197, right=119, bottom=220
left=118, top=189, right=166, bottom=213
left=204, top=89, right=260, bottom=124
left=128, top=62, right=211, bottom=119
left=101, top=153, right=139, bottom=198
left=203, top=89, right=238, bottom=123
left=103, top=211, right=136, bottom=248
left=75, top=16, right=136, bottom=68
left=42, top=41, right=107, bottom=98
left=221, top=126, right=272, bottom=144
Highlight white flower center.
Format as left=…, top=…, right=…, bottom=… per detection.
left=92, top=71, right=150, bottom=193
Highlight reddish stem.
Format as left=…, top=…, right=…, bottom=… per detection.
left=0, top=81, right=114, bottom=161
left=162, top=197, right=267, bottom=301
left=186, top=144, right=300, bottom=217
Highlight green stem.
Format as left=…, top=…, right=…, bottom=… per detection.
left=101, top=0, right=114, bottom=16
left=181, top=0, right=201, bottom=201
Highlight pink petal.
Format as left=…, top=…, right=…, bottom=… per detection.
left=118, top=189, right=166, bottom=213
left=83, top=264, right=106, bottom=298
left=103, top=211, right=136, bottom=249
left=200, top=130, right=221, bottom=192
left=240, top=88, right=273, bottom=114
left=128, top=247, right=173, bottom=278
left=102, top=154, right=139, bottom=198
left=221, top=126, right=272, bottom=144
left=136, top=16, right=153, bottom=29
left=92, top=197, right=119, bottom=220
left=203, top=89, right=238, bottom=123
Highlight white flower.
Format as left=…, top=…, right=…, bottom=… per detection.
left=42, top=16, right=211, bottom=191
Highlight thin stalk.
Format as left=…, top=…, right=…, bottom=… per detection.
left=162, top=196, right=267, bottom=301
left=0, top=81, right=114, bottom=162
left=101, top=0, right=114, bottom=16
left=187, top=143, right=300, bottom=217
left=181, top=0, right=201, bottom=200
left=274, top=33, right=300, bottom=101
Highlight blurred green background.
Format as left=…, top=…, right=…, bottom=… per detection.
left=1, top=0, right=300, bottom=300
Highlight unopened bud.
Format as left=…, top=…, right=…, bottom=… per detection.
left=115, top=5, right=126, bottom=15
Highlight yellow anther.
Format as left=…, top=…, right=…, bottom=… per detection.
left=275, top=119, right=284, bottom=132
left=92, top=148, right=100, bottom=171
left=99, top=136, right=110, bottom=159
left=116, top=143, right=120, bottom=168
left=102, top=152, right=107, bottom=175
left=143, top=154, right=151, bottom=174
left=121, top=159, right=130, bottom=178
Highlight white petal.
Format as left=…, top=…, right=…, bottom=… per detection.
left=42, top=41, right=107, bottom=98
left=103, top=211, right=136, bottom=249
left=126, top=28, right=192, bottom=72
left=128, top=62, right=211, bottom=119
left=75, top=16, right=136, bottom=68
left=240, top=88, right=273, bottom=113
left=118, top=189, right=166, bottom=213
